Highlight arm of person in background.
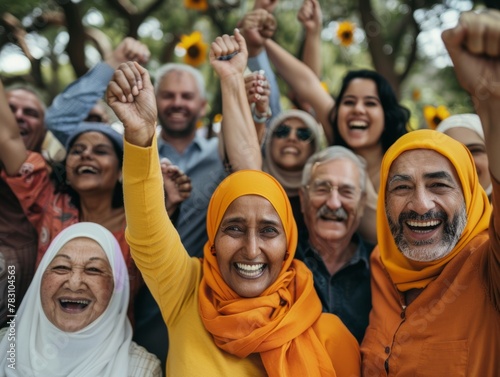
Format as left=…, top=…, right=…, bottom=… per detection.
left=211, top=29, right=263, bottom=172
left=442, top=8, right=500, bottom=308
left=264, top=38, right=335, bottom=143
left=240, top=9, right=282, bottom=119
left=0, top=79, right=29, bottom=176
left=45, top=37, right=150, bottom=145
left=298, top=0, right=323, bottom=77
left=244, top=70, right=271, bottom=144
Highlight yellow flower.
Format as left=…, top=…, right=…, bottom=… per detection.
left=213, top=113, right=223, bottom=123
left=184, top=0, right=208, bottom=11
left=423, top=105, right=450, bottom=130
left=320, top=81, right=329, bottom=93
left=337, top=21, right=355, bottom=47
left=177, top=31, right=208, bottom=67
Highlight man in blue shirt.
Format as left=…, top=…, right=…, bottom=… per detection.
left=297, top=146, right=373, bottom=343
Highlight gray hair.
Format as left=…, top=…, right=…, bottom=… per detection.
left=153, top=63, right=206, bottom=100
left=5, top=83, right=48, bottom=111
left=301, top=145, right=368, bottom=193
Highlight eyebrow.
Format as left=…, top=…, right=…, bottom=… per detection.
left=52, top=254, right=108, bottom=263
left=221, top=216, right=281, bottom=226
left=388, top=171, right=454, bottom=185
left=343, top=94, right=381, bottom=102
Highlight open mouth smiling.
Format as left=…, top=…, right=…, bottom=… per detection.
left=59, top=299, right=90, bottom=312
left=348, top=121, right=368, bottom=130
left=406, top=220, right=442, bottom=233
left=77, top=166, right=98, bottom=175
left=234, top=263, right=266, bottom=278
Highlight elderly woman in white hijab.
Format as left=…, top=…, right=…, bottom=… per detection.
left=436, top=113, right=492, bottom=199
left=0, top=222, right=161, bottom=376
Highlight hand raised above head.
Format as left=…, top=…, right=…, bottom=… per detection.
left=106, top=61, right=157, bottom=147
left=442, top=9, right=500, bottom=100
left=298, top=0, right=322, bottom=34
left=210, top=29, right=249, bottom=80
left=106, top=37, right=151, bottom=68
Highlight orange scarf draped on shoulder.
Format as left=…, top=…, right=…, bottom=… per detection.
left=198, top=170, right=338, bottom=377
left=377, top=130, right=492, bottom=291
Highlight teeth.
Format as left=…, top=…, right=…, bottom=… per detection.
left=236, top=263, right=264, bottom=271
left=349, top=121, right=368, bottom=128
left=407, top=220, right=440, bottom=227
left=60, top=299, right=90, bottom=305
left=77, top=166, right=98, bottom=174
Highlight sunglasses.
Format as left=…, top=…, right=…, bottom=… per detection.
left=272, top=124, right=313, bottom=142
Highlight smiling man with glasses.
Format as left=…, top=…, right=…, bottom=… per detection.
left=296, top=145, right=373, bottom=343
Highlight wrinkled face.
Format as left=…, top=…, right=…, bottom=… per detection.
left=214, top=195, right=287, bottom=298
left=300, top=158, right=365, bottom=246
left=41, top=237, right=114, bottom=332
left=270, top=117, right=315, bottom=171
left=385, top=149, right=467, bottom=262
left=7, top=89, right=46, bottom=152
left=156, top=71, right=207, bottom=138
left=444, top=127, right=491, bottom=193
left=65, top=132, right=121, bottom=195
left=337, top=78, right=385, bottom=152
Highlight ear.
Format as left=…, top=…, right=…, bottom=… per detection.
left=298, top=187, right=307, bottom=214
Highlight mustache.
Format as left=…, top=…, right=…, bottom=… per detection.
left=317, top=205, right=348, bottom=221
left=398, top=210, right=447, bottom=224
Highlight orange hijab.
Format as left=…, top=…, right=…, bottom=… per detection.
left=377, top=130, right=492, bottom=291
left=198, top=170, right=337, bottom=377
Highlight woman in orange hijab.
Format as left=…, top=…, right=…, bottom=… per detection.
left=107, top=51, right=360, bottom=375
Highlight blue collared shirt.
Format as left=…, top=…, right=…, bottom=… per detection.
left=158, top=133, right=227, bottom=257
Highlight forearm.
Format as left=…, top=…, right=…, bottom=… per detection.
left=45, top=63, right=115, bottom=145
left=264, top=38, right=334, bottom=140
left=220, top=75, right=262, bottom=171
left=301, top=30, right=322, bottom=77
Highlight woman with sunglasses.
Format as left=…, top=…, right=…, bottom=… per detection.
left=262, top=110, right=323, bottom=232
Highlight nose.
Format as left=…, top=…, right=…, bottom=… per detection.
left=242, top=231, right=261, bottom=260
left=172, top=94, right=183, bottom=106
left=12, top=107, right=24, bottom=120
left=325, top=186, right=342, bottom=209
left=353, top=101, right=366, bottom=114
left=407, top=186, right=435, bottom=214
left=66, top=268, right=85, bottom=290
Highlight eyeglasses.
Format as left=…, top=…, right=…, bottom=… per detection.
left=272, top=124, right=313, bottom=142
left=306, top=181, right=359, bottom=200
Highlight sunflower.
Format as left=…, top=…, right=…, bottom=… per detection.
left=184, top=0, right=208, bottom=11
left=337, top=21, right=355, bottom=47
left=320, top=81, right=329, bottom=93
left=177, top=31, right=208, bottom=67
left=423, top=105, right=450, bottom=130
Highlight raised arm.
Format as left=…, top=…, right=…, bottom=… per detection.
left=264, top=38, right=334, bottom=142
left=442, top=9, right=500, bottom=182
left=46, top=37, right=150, bottom=145
left=210, top=29, right=262, bottom=171
left=0, top=80, right=28, bottom=176
left=297, top=0, right=323, bottom=77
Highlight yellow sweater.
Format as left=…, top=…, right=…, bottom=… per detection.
left=123, top=138, right=266, bottom=376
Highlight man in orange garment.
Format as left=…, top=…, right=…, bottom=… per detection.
left=360, top=9, right=500, bottom=376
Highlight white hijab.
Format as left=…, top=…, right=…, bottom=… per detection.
left=0, top=222, right=132, bottom=377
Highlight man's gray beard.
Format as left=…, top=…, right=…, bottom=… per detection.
left=387, top=204, right=467, bottom=262
left=160, top=117, right=198, bottom=138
